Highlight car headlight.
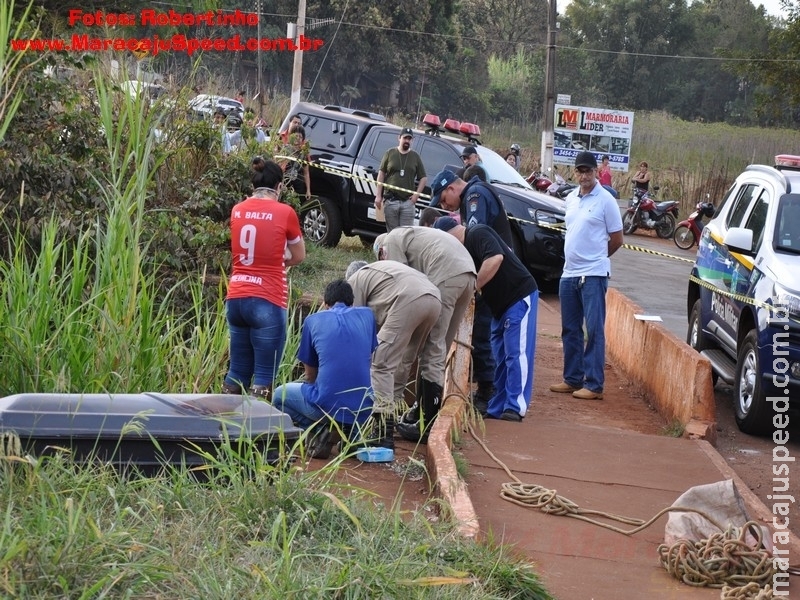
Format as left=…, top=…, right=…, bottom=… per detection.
left=527, top=208, right=561, bottom=227
left=772, top=283, right=800, bottom=319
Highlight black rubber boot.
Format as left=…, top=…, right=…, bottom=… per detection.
left=369, top=414, right=395, bottom=450
left=400, top=373, right=423, bottom=424
left=397, top=379, right=442, bottom=443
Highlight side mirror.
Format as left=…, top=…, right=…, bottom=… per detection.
left=724, top=227, right=754, bottom=256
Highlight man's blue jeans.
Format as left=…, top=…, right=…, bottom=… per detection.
left=559, top=276, right=608, bottom=393
left=272, top=382, right=324, bottom=429
left=224, top=297, right=286, bottom=390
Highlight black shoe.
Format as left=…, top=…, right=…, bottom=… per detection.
left=499, top=410, right=522, bottom=422
left=472, top=398, right=489, bottom=417
left=307, top=426, right=334, bottom=459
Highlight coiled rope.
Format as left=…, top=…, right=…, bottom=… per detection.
left=467, top=422, right=786, bottom=598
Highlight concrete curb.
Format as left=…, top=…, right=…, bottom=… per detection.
left=605, top=288, right=717, bottom=443
left=425, top=301, right=480, bottom=539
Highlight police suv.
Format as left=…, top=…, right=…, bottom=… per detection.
left=687, top=155, right=800, bottom=434
left=278, top=103, right=566, bottom=284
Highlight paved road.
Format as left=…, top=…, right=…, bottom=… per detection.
left=609, top=229, right=697, bottom=340
left=606, top=226, right=799, bottom=534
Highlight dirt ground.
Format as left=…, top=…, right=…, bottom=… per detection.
left=307, top=294, right=799, bottom=539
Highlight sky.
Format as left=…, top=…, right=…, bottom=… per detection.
left=556, top=0, right=788, bottom=18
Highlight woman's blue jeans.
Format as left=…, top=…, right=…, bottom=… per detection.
left=224, top=297, right=286, bottom=389
left=559, top=276, right=608, bottom=393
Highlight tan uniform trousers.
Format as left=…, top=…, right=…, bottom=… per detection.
left=371, top=293, right=441, bottom=415
left=409, top=272, right=476, bottom=387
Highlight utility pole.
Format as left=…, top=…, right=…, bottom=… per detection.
left=290, top=0, right=306, bottom=109
left=540, top=0, right=557, bottom=173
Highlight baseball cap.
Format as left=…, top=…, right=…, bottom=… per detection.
left=574, top=151, right=598, bottom=169
left=432, top=216, right=459, bottom=232
left=400, top=127, right=414, bottom=138
left=428, top=169, right=459, bottom=208
left=460, top=145, right=478, bottom=158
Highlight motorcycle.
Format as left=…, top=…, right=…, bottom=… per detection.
left=673, top=199, right=716, bottom=249
left=526, top=169, right=577, bottom=199
left=622, top=185, right=679, bottom=239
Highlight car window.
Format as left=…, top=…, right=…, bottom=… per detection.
left=726, top=184, right=759, bottom=228
left=418, top=138, right=461, bottom=176
left=743, top=190, right=769, bottom=252
left=302, top=116, right=353, bottom=150
left=369, top=131, right=397, bottom=161
left=775, top=194, right=800, bottom=252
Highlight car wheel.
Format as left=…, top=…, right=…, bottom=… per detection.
left=687, top=299, right=712, bottom=352
left=301, top=196, right=343, bottom=247
left=622, top=212, right=637, bottom=234
left=688, top=299, right=718, bottom=386
left=733, top=330, right=771, bottom=435
left=673, top=225, right=696, bottom=249
left=655, top=213, right=676, bottom=239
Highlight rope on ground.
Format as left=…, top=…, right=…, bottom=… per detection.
left=467, top=422, right=782, bottom=597
left=658, top=521, right=774, bottom=589
left=721, top=581, right=775, bottom=599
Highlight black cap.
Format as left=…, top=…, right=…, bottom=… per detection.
left=574, top=151, right=598, bottom=169
left=460, top=145, right=478, bottom=158
left=400, top=127, right=414, bottom=138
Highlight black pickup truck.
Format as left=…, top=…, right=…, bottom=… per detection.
left=279, top=102, right=566, bottom=283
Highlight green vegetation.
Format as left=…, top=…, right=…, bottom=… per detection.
left=662, top=420, right=687, bottom=438
left=0, top=439, right=552, bottom=598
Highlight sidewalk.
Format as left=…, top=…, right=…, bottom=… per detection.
left=429, top=297, right=797, bottom=599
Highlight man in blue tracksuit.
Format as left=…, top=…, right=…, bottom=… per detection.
left=428, top=169, right=514, bottom=413
left=434, top=217, right=538, bottom=422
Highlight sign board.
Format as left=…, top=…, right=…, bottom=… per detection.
left=553, top=104, right=634, bottom=172
left=556, top=94, right=571, bottom=105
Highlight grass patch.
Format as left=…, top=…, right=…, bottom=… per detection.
left=0, top=437, right=552, bottom=599
left=662, top=420, right=686, bottom=438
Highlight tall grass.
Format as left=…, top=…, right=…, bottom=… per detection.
left=0, top=67, right=229, bottom=396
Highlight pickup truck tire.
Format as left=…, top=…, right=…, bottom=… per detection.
left=687, top=299, right=712, bottom=352
left=733, top=330, right=771, bottom=435
left=301, top=196, right=343, bottom=247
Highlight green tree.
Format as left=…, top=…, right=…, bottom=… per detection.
left=565, top=0, right=696, bottom=110
left=727, top=1, right=800, bottom=125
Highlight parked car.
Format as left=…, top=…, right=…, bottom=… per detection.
left=277, top=103, right=566, bottom=283
left=119, top=80, right=166, bottom=104
left=686, top=154, right=800, bottom=434
left=188, top=94, right=244, bottom=120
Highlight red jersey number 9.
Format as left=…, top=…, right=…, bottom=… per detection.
left=239, top=224, right=257, bottom=266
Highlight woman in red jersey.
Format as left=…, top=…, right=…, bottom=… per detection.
left=222, top=158, right=306, bottom=399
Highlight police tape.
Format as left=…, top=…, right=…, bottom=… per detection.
left=274, top=154, right=431, bottom=199
left=620, top=242, right=694, bottom=264
left=276, top=154, right=793, bottom=319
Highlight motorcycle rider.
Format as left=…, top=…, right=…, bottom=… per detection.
left=631, top=161, right=653, bottom=222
